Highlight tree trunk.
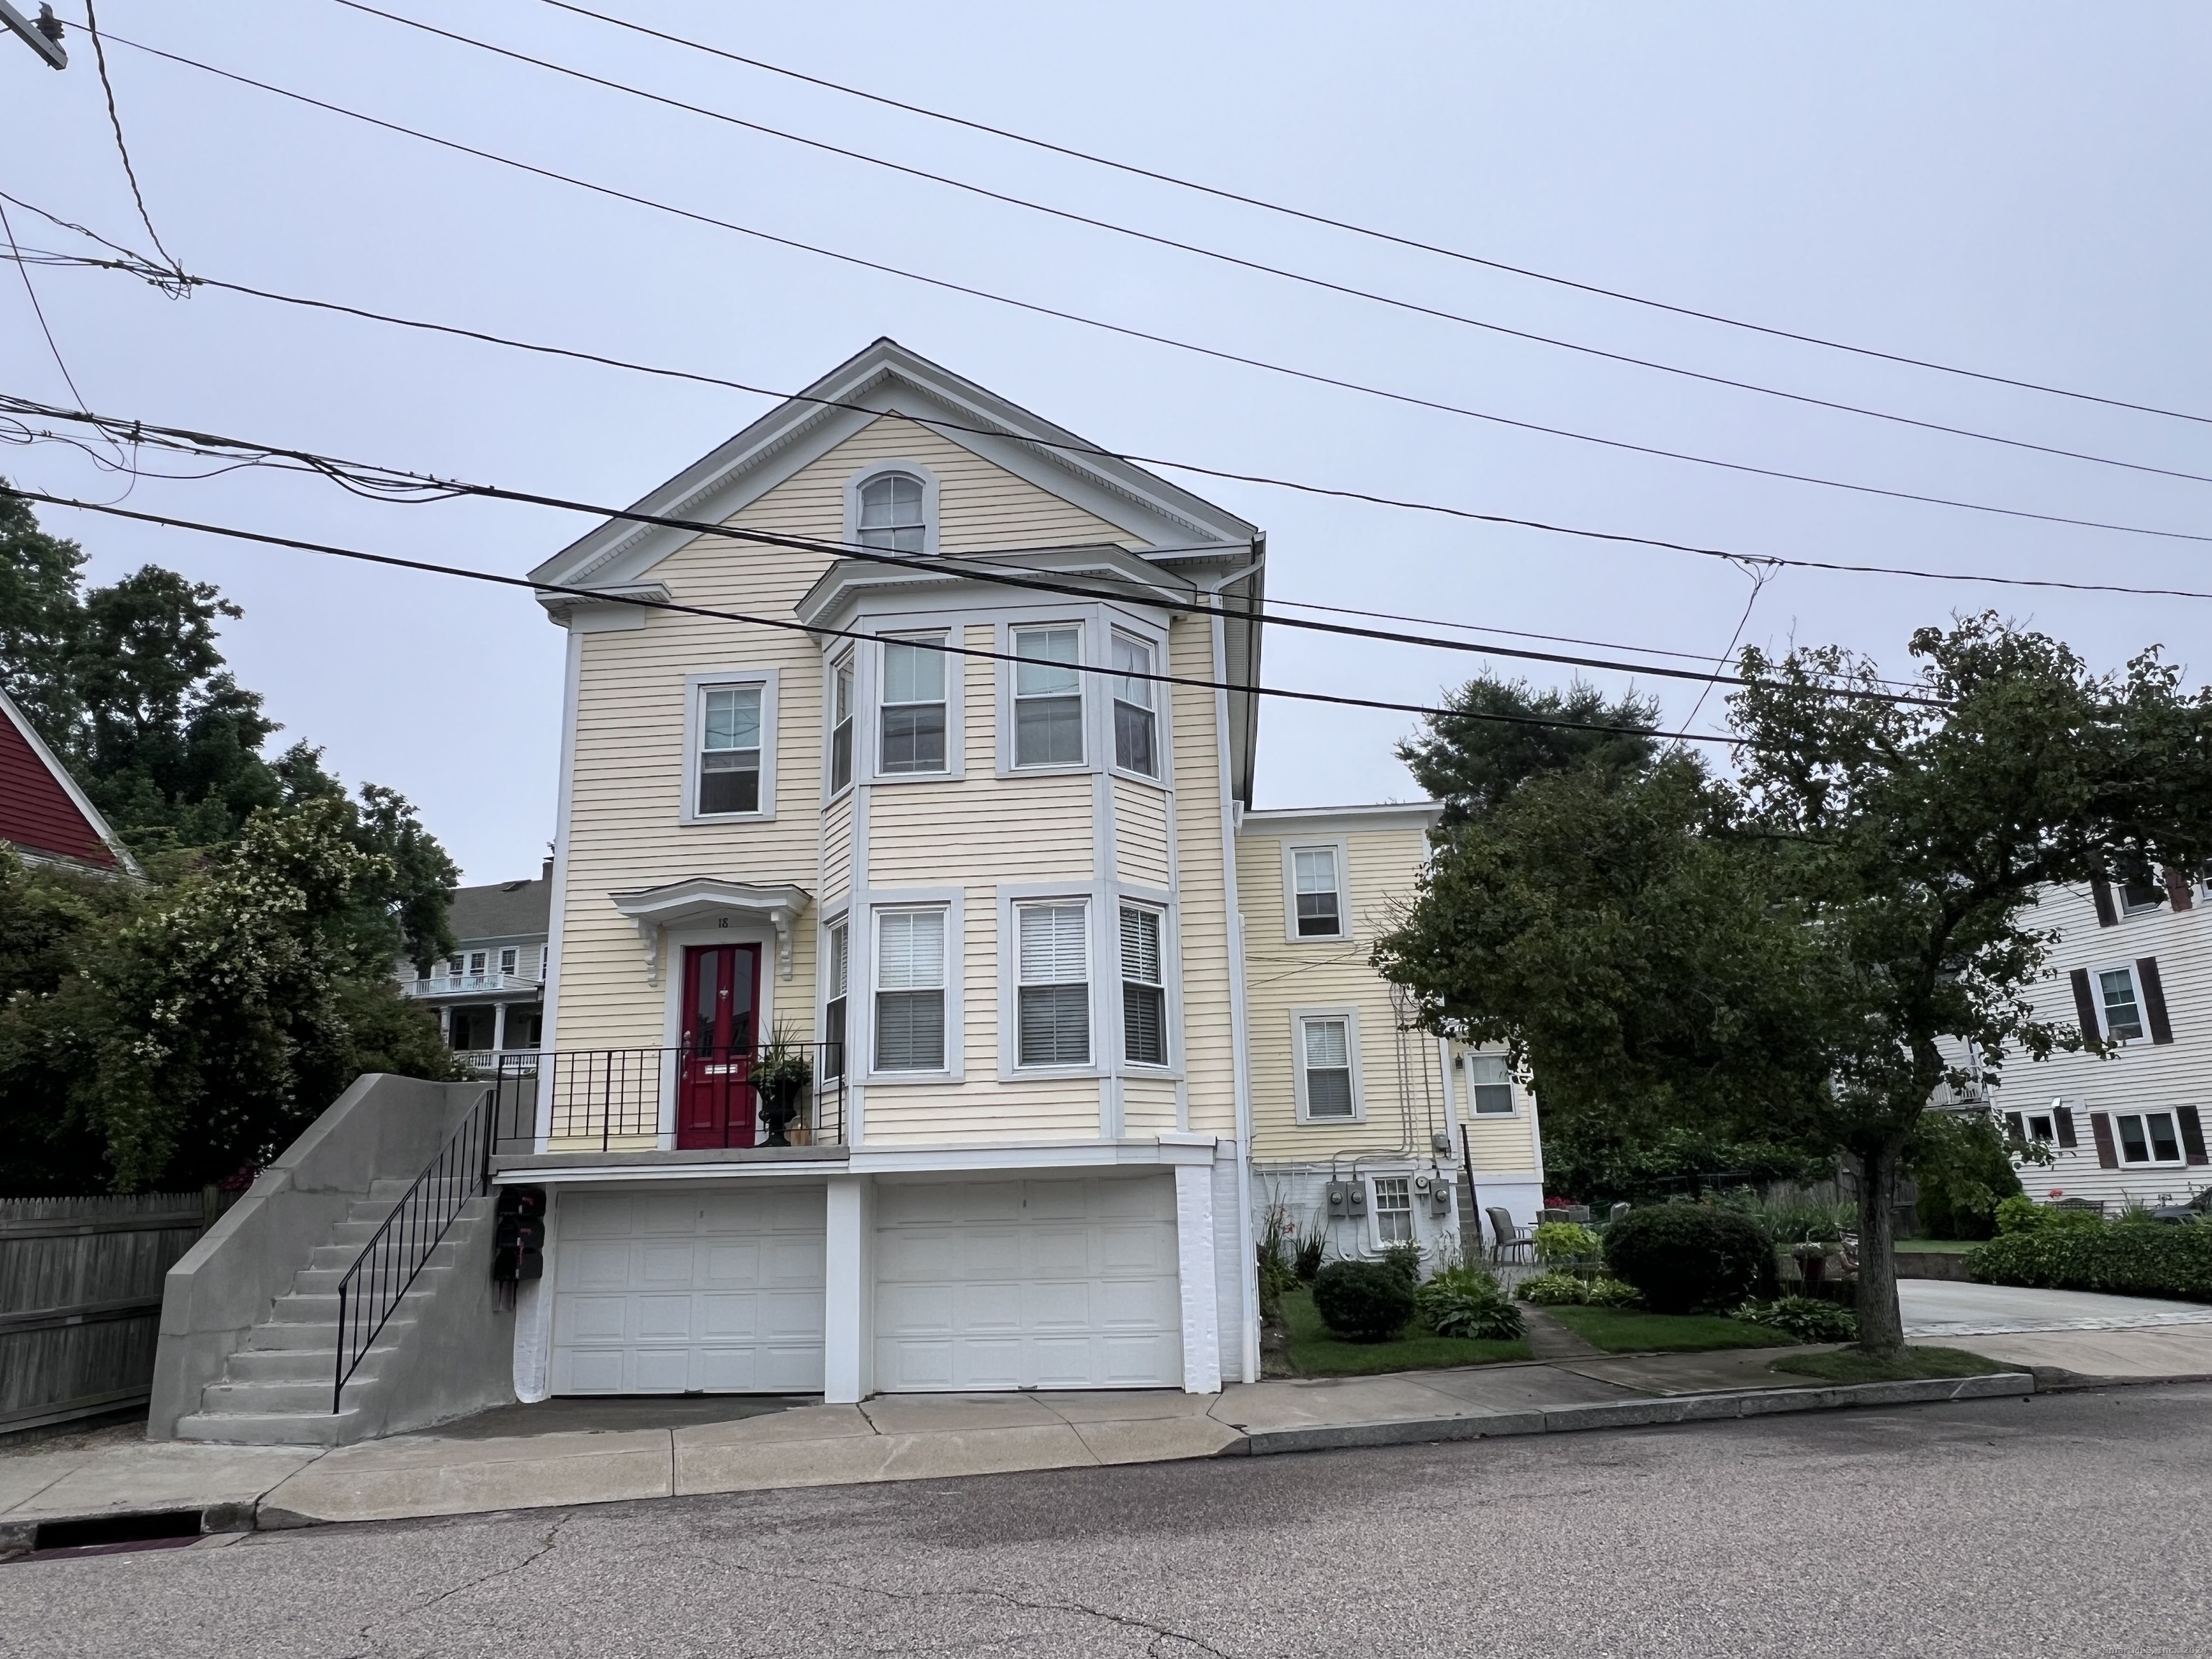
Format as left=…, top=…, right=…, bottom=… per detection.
left=1854, top=1135, right=1908, bottom=1356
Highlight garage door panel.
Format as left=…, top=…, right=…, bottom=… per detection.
left=873, top=1177, right=1180, bottom=1391
left=549, top=1188, right=827, bottom=1396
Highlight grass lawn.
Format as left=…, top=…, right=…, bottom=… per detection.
left=1280, top=1285, right=1530, bottom=1376
left=1894, top=1239, right=1981, bottom=1254
left=1768, top=1345, right=2006, bottom=1383
left=1541, top=1305, right=1799, bottom=1353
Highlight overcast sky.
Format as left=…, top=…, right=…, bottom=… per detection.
left=6, top=2, right=2208, bottom=881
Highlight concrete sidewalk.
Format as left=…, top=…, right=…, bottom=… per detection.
left=8, top=1317, right=2207, bottom=1547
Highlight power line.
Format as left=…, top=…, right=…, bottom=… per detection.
left=323, top=0, right=2211, bottom=492
left=12, top=225, right=2212, bottom=608
left=532, top=0, right=2212, bottom=432
left=84, top=26, right=2212, bottom=549
left=0, top=486, right=1752, bottom=746
left=0, top=201, right=95, bottom=416
left=81, top=0, right=184, bottom=277
left=0, top=390, right=1946, bottom=706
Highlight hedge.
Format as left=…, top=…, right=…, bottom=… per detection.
left=1969, top=1223, right=2212, bottom=1300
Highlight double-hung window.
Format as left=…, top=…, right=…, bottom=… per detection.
left=1299, top=1016, right=1355, bottom=1120
left=1110, top=632, right=1157, bottom=776
left=2116, top=1110, right=2184, bottom=1164
left=857, top=472, right=925, bottom=553
left=1292, top=847, right=1343, bottom=938
left=829, top=657, right=855, bottom=793
left=1372, top=1177, right=1414, bottom=1244
left=498, top=948, right=518, bottom=976
left=1013, top=627, right=1083, bottom=767
left=823, top=921, right=849, bottom=1081
left=1120, top=906, right=1166, bottom=1066
left=879, top=638, right=947, bottom=775
left=2099, top=966, right=2146, bottom=1040
left=874, top=909, right=945, bottom=1071
left=1465, top=1053, right=1516, bottom=1115
left=698, top=683, right=763, bottom=814
left=1017, top=902, right=1089, bottom=1066
left=2119, top=870, right=2167, bottom=915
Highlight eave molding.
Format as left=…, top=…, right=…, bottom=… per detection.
left=611, top=878, right=812, bottom=984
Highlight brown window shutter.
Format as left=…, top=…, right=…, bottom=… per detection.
left=2054, top=1105, right=2077, bottom=1148
left=2004, top=1111, right=2025, bottom=1141
left=2091, top=878, right=2118, bottom=927
left=2179, top=1106, right=2209, bottom=1166
left=2136, top=957, right=2174, bottom=1045
left=2090, top=1112, right=2119, bottom=1169
left=2164, top=868, right=2195, bottom=912
left=2070, top=968, right=2102, bottom=1038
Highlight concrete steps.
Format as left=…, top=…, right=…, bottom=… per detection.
left=174, top=1189, right=491, bottom=1447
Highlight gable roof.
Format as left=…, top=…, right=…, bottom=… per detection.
left=0, top=688, right=138, bottom=875
left=449, top=876, right=552, bottom=944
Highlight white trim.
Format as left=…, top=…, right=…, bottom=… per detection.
left=1278, top=837, right=1352, bottom=945
left=1365, top=1172, right=1417, bottom=1251
left=1238, top=802, right=1442, bottom=840
left=680, top=667, right=780, bottom=824
left=1002, top=616, right=1091, bottom=775
left=822, top=1174, right=874, bottom=1403
left=994, top=885, right=1098, bottom=1079
left=2112, top=1108, right=2189, bottom=1167
left=1173, top=1161, right=1223, bottom=1393
left=612, top=878, right=811, bottom=984
left=1115, top=898, right=1174, bottom=1075
left=870, top=627, right=964, bottom=784
left=842, top=459, right=941, bottom=558
left=1105, top=623, right=1168, bottom=784
left=1453, top=1047, right=1524, bottom=1120
left=822, top=649, right=857, bottom=804
left=1207, top=597, right=1261, bottom=1386
left=0, top=685, right=141, bottom=877
left=865, top=889, right=966, bottom=1084
left=535, top=626, right=585, bottom=1147
left=2088, top=958, right=2149, bottom=1043
left=1292, top=1006, right=1364, bottom=1124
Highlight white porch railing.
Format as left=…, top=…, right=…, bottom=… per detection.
left=403, top=971, right=542, bottom=1000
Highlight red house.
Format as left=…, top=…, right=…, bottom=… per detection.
left=0, top=686, right=136, bottom=875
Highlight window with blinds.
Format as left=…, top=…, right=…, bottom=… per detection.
left=1300, top=1017, right=1354, bottom=1119
left=1017, top=902, right=1089, bottom=1066
left=1120, top=906, right=1165, bottom=1066
left=823, top=920, right=849, bottom=1080
left=1465, top=1052, right=1516, bottom=1115
left=874, top=908, right=945, bottom=1071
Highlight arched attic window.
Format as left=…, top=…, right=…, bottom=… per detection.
left=857, top=472, right=927, bottom=554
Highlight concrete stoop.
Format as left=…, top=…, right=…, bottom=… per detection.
left=173, top=1180, right=491, bottom=1448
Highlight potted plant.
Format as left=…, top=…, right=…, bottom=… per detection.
left=750, top=1020, right=814, bottom=1147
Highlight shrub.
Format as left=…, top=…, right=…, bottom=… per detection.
left=1516, top=1271, right=1589, bottom=1305
left=1603, top=1203, right=1773, bottom=1313
left=1533, top=1220, right=1602, bottom=1262
left=1312, top=1259, right=1416, bottom=1341
left=1993, top=1195, right=2044, bottom=1235
left=1582, top=1276, right=1642, bottom=1307
left=1378, top=1241, right=1424, bottom=1285
left=1912, top=1112, right=2028, bottom=1241
left=1413, top=1266, right=1526, bottom=1340
left=1970, top=1220, right=2212, bottom=1300
left=1736, top=1296, right=1858, bottom=1343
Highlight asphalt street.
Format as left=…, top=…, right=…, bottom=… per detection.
left=6, top=1385, right=2211, bottom=1658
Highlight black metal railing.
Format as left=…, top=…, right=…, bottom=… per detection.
left=488, top=1044, right=847, bottom=1155
left=333, top=1089, right=493, bottom=1413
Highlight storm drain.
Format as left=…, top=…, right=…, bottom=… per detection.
left=26, top=1510, right=203, bottom=1560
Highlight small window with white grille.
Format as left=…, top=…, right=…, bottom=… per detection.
left=1371, top=1177, right=1413, bottom=1243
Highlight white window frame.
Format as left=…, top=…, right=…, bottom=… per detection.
left=498, top=947, right=518, bottom=976
left=680, top=667, right=779, bottom=824
left=1458, top=1050, right=1521, bottom=1119
left=1012, top=899, right=1092, bottom=1070
left=1118, top=902, right=1170, bottom=1070
left=868, top=898, right=960, bottom=1081
left=842, top=461, right=940, bottom=557
left=1108, top=628, right=1161, bottom=781
left=874, top=632, right=953, bottom=781
left=1280, top=839, right=1351, bottom=944
left=2118, top=871, right=2167, bottom=916
left=820, top=914, right=850, bottom=1082
left=1292, top=1007, right=1364, bottom=1124
left=1004, top=620, right=1088, bottom=773
left=2114, top=1109, right=2187, bottom=1166
left=826, top=652, right=855, bottom=799
left=1368, top=1174, right=1416, bottom=1248
left=2092, top=960, right=2149, bottom=1043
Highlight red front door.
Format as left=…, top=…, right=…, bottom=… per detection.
left=677, top=943, right=760, bottom=1148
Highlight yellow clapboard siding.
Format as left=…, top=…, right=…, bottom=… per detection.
left=1166, top=616, right=1236, bottom=1136
left=1122, top=1077, right=1180, bottom=1135
left=1113, top=775, right=1172, bottom=887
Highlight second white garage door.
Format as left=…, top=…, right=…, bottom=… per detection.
left=549, top=1187, right=826, bottom=1395
left=874, top=1176, right=1182, bottom=1391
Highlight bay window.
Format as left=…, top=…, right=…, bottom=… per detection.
left=1013, top=627, right=1083, bottom=767
left=1120, top=905, right=1166, bottom=1066
left=880, top=637, right=947, bottom=775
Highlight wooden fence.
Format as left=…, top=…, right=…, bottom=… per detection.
left=0, top=1191, right=230, bottom=1436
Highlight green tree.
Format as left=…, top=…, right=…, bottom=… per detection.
left=1396, top=676, right=1660, bottom=825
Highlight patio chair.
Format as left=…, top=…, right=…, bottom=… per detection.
left=1487, top=1206, right=1534, bottom=1263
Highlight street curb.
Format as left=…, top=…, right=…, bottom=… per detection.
left=2025, top=1365, right=2212, bottom=1393
left=1222, top=1372, right=2036, bottom=1457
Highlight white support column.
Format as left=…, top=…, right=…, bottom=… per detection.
left=492, top=1001, right=508, bottom=1055
left=822, top=1174, right=873, bottom=1403
left=1172, top=1158, right=1223, bottom=1395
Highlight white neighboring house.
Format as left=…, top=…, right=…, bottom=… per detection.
left=1985, top=869, right=2212, bottom=1210
left=1236, top=804, right=1545, bottom=1264
left=398, top=864, right=553, bottom=1073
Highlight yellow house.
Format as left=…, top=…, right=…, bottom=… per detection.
left=500, top=340, right=1539, bottom=1405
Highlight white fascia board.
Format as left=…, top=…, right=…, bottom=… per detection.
left=0, top=686, right=141, bottom=878
left=528, top=341, right=1257, bottom=594
left=1239, top=802, right=1443, bottom=840
left=852, top=1138, right=1221, bottom=1174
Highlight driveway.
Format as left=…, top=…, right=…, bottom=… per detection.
left=1900, top=1278, right=2212, bottom=1336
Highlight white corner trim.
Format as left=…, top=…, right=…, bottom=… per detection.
left=1173, top=1160, right=1223, bottom=1393
left=612, top=877, right=811, bottom=984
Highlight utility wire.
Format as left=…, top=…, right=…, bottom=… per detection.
left=325, top=0, right=2209, bottom=490
left=82, top=26, right=2212, bottom=548
left=0, top=390, right=1947, bottom=706
left=0, top=202, right=94, bottom=414
left=0, top=487, right=1750, bottom=745
left=533, top=0, right=2212, bottom=431
left=81, top=1, right=184, bottom=278
left=11, top=227, right=2212, bottom=607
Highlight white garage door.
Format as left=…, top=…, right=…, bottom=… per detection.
left=550, top=1187, right=826, bottom=1395
left=874, top=1176, right=1182, bottom=1391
